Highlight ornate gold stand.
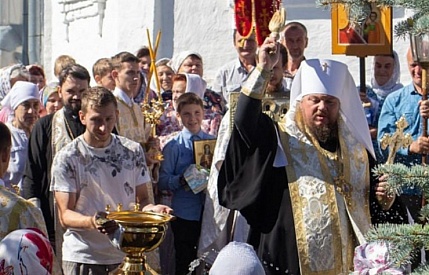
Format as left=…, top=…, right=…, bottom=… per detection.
left=107, top=206, right=173, bottom=275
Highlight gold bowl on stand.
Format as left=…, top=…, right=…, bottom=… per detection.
left=107, top=210, right=173, bottom=274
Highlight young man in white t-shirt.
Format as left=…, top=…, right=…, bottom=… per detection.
left=51, top=87, right=172, bottom=275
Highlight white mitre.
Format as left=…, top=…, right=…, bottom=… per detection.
left=289, top=59, right=375, bottom=159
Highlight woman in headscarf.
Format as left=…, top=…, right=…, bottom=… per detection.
left=360, top=51, right=403, bottom=163
left=27, top=64, right=47, bottom=90
left=39, top=82, right=63, bottom=117
left=0, top=64, right=30, bottom=101
left=0, top=228, right=54, bottom=275
left=148, top=58, right=175, bottom=103
left=1, top=81, right=40, bottom=190
left=169, top=51, right=225, bottom=136
left=0, top=64, right=30, bottom=123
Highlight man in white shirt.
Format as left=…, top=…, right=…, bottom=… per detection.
left=51, top=87, right=171, bottom=275
left=281, top=22, right=308, bottom=90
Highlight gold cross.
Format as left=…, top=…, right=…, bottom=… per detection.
left=380, top=116, right=413, bottom=164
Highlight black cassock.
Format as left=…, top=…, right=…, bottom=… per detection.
left=217, top=94, right=407, bottom=275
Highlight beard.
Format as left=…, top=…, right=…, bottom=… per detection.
left=64, top=101, right=81, bottom=117
left=310, top=122, right=338, bottom=144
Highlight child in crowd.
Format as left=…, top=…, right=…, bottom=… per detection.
left=159, top=93, right=215, bottom=275
left=157, top=73, right=207, bottom=149
left=40, top=82, right=63, bottom=117
left=53, top=55, right=76, bottom=79
left=92, top=57, right=115, bottom=91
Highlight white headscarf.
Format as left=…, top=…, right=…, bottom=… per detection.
left=184, top=73, right=207, bottom=99
left=289, top=59, right=375, bottom=158
left=209, top=242, right=265, bottom=275
left=168, top=51, right=203, bottom=73
left=0, top=228, right=54, bottom=275
left=1, top=81, right=39, bottom=110
left=370, top=51, right=403, bottom=98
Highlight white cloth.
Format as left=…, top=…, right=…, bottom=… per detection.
left=50, top=134, right=151, bottom=264
left=0, top=228, right=54, bottom=275
left=184, top=73, right=207, bottom=99
left=168, top=51, right=202, bottom=73
left=209, top=242, right=265, bottom=275
left=0, top=81, right=39, bottom=111
left=370, top=51, right=402, bottom=98
left=3, top=123, right=29, bottom=189
left=290, top=59, right=375, bottom=158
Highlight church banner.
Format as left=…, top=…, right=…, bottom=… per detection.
left=234, top=0, right=281, bottom=45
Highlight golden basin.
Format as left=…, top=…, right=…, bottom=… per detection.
left=107, top=210, right=173, bottom=275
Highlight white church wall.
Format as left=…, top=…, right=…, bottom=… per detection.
left=43, top=0, right=413, bottom=88
left=43, top=0, right=158, bottom=82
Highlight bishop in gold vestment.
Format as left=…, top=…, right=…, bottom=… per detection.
left=218, top=38, right=396, bottom=275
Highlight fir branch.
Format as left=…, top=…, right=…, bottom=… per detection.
left=413, top=264, right=429, bottom=274
left=366, top=224, right=429, bottom=267
left=372, top=163, right=429, bottom=193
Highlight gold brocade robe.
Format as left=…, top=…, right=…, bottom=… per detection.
left=277, top=109, right=371, bottom=275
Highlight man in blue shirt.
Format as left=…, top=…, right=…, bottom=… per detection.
left=159, top=93, right=215, bottom=275
left=378, top=47, right=429, bottom=222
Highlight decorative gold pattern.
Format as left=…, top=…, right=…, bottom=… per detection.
left=241, top=66, right=271, bottom=100
left=116, top=98, right=139, bottom=129
left=0, top=186, right=47, bottom=241
left=279, top=107, right=371, bottom=274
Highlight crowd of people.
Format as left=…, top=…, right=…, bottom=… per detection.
left=0, top=18, right=427, bottom=275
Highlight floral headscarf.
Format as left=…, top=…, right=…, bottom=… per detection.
left=41, top=82, right=60, bottom=107
left=0, top=64, right=29, bottom=102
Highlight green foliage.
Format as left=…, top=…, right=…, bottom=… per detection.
left=370, top=163, right=429, bottom=270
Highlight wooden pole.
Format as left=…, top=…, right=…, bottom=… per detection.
left=422, top=65, right=428, bottom=208
left=359, top=57, right=366, bottom=93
